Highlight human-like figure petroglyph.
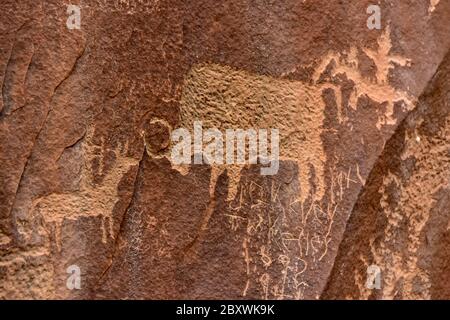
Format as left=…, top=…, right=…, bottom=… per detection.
left=313, top=26, right=414, bottom=129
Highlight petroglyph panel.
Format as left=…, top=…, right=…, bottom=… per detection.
left=1, top=0, right=450, bottom=300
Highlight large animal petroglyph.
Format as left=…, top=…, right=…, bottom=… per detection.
left=170, top=27, right=413, bottom=207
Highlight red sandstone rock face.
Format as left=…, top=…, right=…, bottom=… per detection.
left=0, top=0, right=449, bottom=299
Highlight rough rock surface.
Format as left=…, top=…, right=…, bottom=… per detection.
left=0, top=0, right=449, bottom=299
left=324, top=50, right=450, bottom=299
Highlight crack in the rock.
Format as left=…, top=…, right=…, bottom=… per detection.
left=0, top=45, right=13, bottom=116
left=182, top=171, right=220, bottom=260
left=9, top=43, right=87, bottom=247
left=93, top=149, right=145, bottom=294
left=0, top=21, right=31, bottom=119
left=3, top=50, right=36, bottom=119
left=55, top=129, right=87, bottom=163
left=50, top=45, right=87, bottom=104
